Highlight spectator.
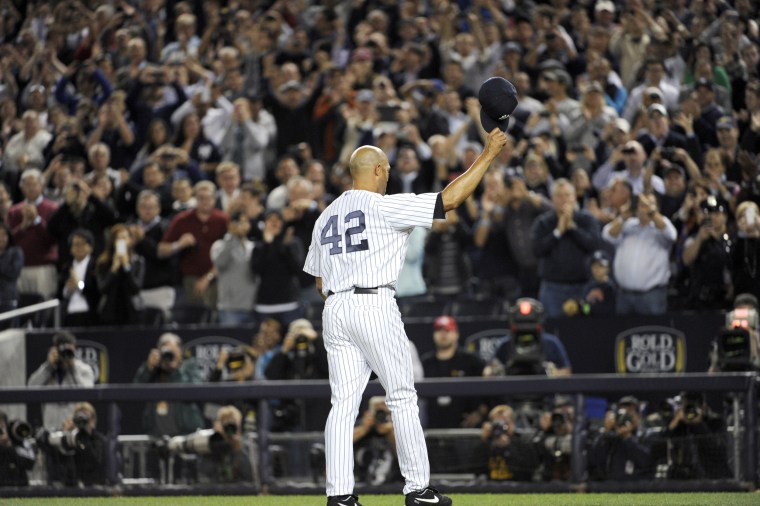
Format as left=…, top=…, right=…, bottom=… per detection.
left=95, top=223, right=144, bottom=325
left=564, top=81, right=618, bottom=149
left=622, top=59, right=680, bottom=124
left=533, top=398, right=575, bottom=481
left=2, top=111, right=53, bottom=174
left=159, top=180, right=228, bottom=313
left=426, top=209, right=473, bottom=300
left=593, top=140, right=665, bottom=195
left=211, top=209, right=256, bottom=326
left=0, top=410, right=36, bottom=487
left=58, top=228, right=100, bottom=327
left=28, top=331, right=95, bottom=430
left=0, top=182, right=12, bottom=223
left=84, top=94, right=135, bottom=171
left=603, top=193, right=677, bottom=315
left=353, top=396, right=401, bottom=486
left=219, top=97, right=272, bottom=183
left=133, top=333, right=205, bottom=437
left=731, top=201, right=760, bottom=301
left=659, top=163, right=688, bottom=222
left=472, top=404, right=539, bottom=481
left=0, top=222, right=23, bottom=322
left=531, top=179, right=600, bottom=319
left=47, top=179, right=117, bottom=270
left=126, top=190, right=176, bottom=320
left=692, top=78, right=726, bottom=149
left=214, top=161, right=242, bottom=213
left=53, top=62, right=113, bottom=117
left=174, top=111, right=222, bottom=179
left=635, top=104, right=702, bottom=166
left=83, top=142, right=121, bottom=193
left=250, top=209, right=303, bottom=327
left=396, top=227, right=428, bottom=299
left=6, top=168, right=59, bottom=299
left=580, top=250, right=617, bottom=317
left=714, top=115, right=744, bottom=183
left=682, top=196, right=733, bottom=310
left=170, top=176, right=196, bottom=216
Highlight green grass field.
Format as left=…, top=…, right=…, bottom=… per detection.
left=1, top=494, right=759, bottom=506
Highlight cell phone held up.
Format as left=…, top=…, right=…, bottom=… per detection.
left=115, top=238, right=127, bottom=256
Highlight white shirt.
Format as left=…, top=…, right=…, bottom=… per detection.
left=304, top=190, right=439, bottom=295
left=67, top=255, right=91, bottom=314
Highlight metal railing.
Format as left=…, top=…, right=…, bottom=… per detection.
left=0, top=373, right=757, bottom=495
left=0, top=299, right=60, bottom=328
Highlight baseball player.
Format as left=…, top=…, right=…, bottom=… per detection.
left=304, top=127, right=509, bottom=506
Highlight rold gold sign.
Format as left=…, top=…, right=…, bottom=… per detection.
left=615, top=326, right=686, bottom=374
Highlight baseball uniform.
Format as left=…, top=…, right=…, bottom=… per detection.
left=304, top=189, right=444, bottom=497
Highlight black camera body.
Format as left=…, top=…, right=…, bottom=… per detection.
left=490, top=422, right=509, bottom=439
left=615, top=408, right=633, bottom=427
left=374, top=410, right=389, bottom=424
left=222, top=422, right=238, bottom=436
left=58, top=345, right=75, bottom=362
left=225, top=348, right=247, bottom=372
left=73, top=412, right=90, bottom=431
left=4, top=419, right=33, bottom=445
left=160, top=346, right=175, bottom=364
left=716, top=327, right=757, bottom=371
left=505, top=298, right=546, bottom=375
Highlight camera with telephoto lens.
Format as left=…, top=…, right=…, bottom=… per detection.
left=39, top=429, right=82, bottom=455
left=73, top=411, right=90, bottom=431
left=374, top=410, right=389, bottom=424
left=680, top=393, right=703, bottom=422
left=225, top=347, right=247, bottom=372
left=222, top=422, right=238, bottom=437
left=490, top=422, right=509, bottom=440
left=58, top=345, right=75, bottom=362
left=160, top=346, right=175, bottom=365
left=3, top=419, right=32, bottom=445
left=551, top=411, right=569, bottom=431
left=615, top=408, right=633, bottom=427
left=168, top=429, right=230, bottom=456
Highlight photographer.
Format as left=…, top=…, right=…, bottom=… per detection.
left=664, top=392, right=731, bottom=480
left=0, top=410, right=36, bottom=487
left=588, top=396, right=652, bottom=481
left=264, top=319, right=329, bottom=432
left=196, top=406, right=253, bottom=484
left=38, top=402, right=107, bottom=486
left=473, top=404, right=538, bottom=481
left=28, top=331, right=95, bottom=430
left=133, top=333, right=205, bottom=438
left=352, top=397, right=401, bottom=486
left=533, top=399, right=574, bottom=481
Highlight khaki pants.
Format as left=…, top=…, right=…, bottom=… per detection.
left=181, top=276, right=218, bottom=309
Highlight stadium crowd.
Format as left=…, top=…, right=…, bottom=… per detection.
left=0, top=0, right=759, bottom=489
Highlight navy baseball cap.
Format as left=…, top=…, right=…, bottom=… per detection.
left=478, top=77, right=518, bottom=132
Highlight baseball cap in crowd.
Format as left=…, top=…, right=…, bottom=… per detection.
left=700, top=195, right=727, bottom=214
left=433, top=315, right=458, bottom=332
left=663, top=163, right=685, bottom=178
left=590, top=250, right=610, bottom=267
left=618, top=395, right=639, bottom=407
left=716, top=115, right=737, bottom=130
left=356, top=89, right=375, bottom=103
left=695, top=77, right=714, bottom=91
left=537, top=59, right=566, bottom=73
left=734, top=293, right=760, bottom=309
left=288, top=318, right=317, bottom=338
left=478, top=77, right=518, bottom=132
left=595, top=0, right=616, bottom=12
left=279, top=80, right=303, bottom=93
left=613, top=118, right=631, bottom=134
left=351, top=47, right=373, bottom=63
left=648, top=103, right=668, bottom=118
left=503, top=41, right=523, bottom=56
left=583, top=81, right=604, bottom=94
left=644, top=86, right=664, bottom=101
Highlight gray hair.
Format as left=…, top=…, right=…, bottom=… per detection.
left=157, top=332, right=182, bottom=348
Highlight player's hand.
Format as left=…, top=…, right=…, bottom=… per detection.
left=484, top=128, right=508, bottom=158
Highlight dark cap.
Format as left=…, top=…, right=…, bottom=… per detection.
left=503, top=41, right=523, bottom=55
left=618, top=395, right=639, bottom=407
left=716, top=115, right=737, bottom=130
left=590, top=249, right=610, bottom=267
left=695, top=77, right=714, bottom=91
left=478, top=77, right=518, bottom=132
left=734, top=293, right=760, bottom=309
left=700, top=195, right=727, bottom=214
left=663, top=163, right=685, bottom=177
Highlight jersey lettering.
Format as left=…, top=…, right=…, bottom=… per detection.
left=320, top=210, right=370, bottom=255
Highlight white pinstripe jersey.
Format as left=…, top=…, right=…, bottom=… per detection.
left=304, top=190, right=440, bottom=295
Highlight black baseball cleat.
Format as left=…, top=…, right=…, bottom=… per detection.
left=327, top=494, right=362, bottom=506
left=405, top=487, right=453, bottom=505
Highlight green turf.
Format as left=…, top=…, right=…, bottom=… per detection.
left=0, top=493, right=759, bottom=506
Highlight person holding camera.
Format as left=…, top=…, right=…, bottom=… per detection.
left=28, top=331, right=95, bottom=430
left=664, top=392, right=731, bottom=480
left=533, top=399, right=575, bottom=482
left=472, top=404, right=539, bottom=482
left=592, top=140, right=664, bottom=196
left=197, top=405, right=253, bottom=484
left=352, top=397, right=401, bottom=486
left=38, top=402, right=107, bottom=487
left=682, top=196, right=734, bottom=309
left=602, top=192, right=676, bottom=315
left=133, top=333, right=205, bottom=438
left=0, top=410, right=36, bottom=487
left=588, top=396, right=652, bottom=481
left=95, top=223, right=145, bottom=325
left=732, top=202, right=760, bottom=300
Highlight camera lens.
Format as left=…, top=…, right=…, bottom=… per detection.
left=223, top=422, right=238, bottom=436
left=160, top=347, right=175, bottom=363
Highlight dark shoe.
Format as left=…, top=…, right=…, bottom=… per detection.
left=327, top=494, right=362, bottom=506
left=405, top=487, right=452, bottom=505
